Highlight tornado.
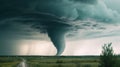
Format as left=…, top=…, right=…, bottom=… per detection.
left=23, top=13, right=70, bottom=55
left=46, top=22, right=69, bottom=55
left=21, top=13, right=70, bottom=55
left=22, top=12, right=70, bottom=55
left=47, top=29, right=65, bottom=55
left=2, top=12, right=70, bottom=55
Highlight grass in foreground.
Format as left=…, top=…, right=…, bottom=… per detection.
left=0, top=56, right=120, bottom=67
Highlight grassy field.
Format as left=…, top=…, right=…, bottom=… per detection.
left=25, top=56, right=100, bottom=67
left=0, top=56, right=21, bottom=67
left=0, top=56, right=120, bottom=67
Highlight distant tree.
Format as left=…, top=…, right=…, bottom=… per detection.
left=99, top=43, right=116, bottom=67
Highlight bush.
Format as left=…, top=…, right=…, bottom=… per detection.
left=99, top=43, right=116, bottom=67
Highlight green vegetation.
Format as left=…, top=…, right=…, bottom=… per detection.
left=99, top=43, right=120, bottom=67
left=25, top=56, right=100, bottom=67
left=0, top=56, right=21, bottom=67
left=0, top=55, right=120, bottom=67
left=0, top=56, right=100, bottom=67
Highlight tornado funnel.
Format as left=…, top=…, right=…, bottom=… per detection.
left=47, top=26, right=66, bottom=56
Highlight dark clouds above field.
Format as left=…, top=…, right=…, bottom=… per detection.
left=0, top=0, right=120, bottom=55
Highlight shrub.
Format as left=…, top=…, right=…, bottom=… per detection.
left=99, top=43, right=116, bottom=67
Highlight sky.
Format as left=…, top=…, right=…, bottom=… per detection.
left=0, top=0, right=120, bottom=56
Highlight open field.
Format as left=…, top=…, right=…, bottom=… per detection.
left=0, top=56, right=120, bottom=67
left=0, top=56, right=21, bottom=67
left=25, top=56, right=100, bottom=67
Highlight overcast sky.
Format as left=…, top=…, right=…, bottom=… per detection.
left=0, top=0, right=120, bottom=56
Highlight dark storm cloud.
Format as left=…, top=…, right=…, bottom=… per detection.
left=70, top=0, right=97, bottom=4
left=0, top=0, right=119, bottom=55
left=0, top=0, right=73, bottom=55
